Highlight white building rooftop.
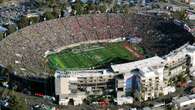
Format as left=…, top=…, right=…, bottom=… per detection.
left=173, top=94, right=195, bottom=107
left=164, top=43, right=195, bottom=64
left=111, top=56, right=165, bottom=73
left=55, top=69, right=114, bottom=78
left=139, top=67, right=157, bottom=78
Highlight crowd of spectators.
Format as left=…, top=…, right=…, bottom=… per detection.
left=0, top=13, right=193, bottom=77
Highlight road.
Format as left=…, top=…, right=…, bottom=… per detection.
left=169, top=0, right=189, bottom=8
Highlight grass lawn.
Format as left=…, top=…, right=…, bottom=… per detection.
left=47, top=42, right=135, bottom=70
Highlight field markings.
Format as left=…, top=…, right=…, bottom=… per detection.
left=47, top=42, right=137, bottom=70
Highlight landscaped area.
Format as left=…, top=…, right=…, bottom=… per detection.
left=47, top=42, right=139, bottom=70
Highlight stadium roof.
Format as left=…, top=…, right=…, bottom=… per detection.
left=111, top=56, right=165, bottom=73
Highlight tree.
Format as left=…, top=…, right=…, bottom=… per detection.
left=6, top=65, right=14, bottom=74
left=73, top=2, right=81, bottom=14
left=47, top=0, right=57, bottom=8
left=29, top=16, right=40, bottom=25
left=159, top=0, right=168, bottom=3
left=98, top=4, right=107, bottom=13
left=59, top=2, right=68, bottom=11
left=3, top=65, right=14, bottom=83
left=72, top=2, right=87, bottom=15
left=87, top=4, right=96, bottom=11
left=112, top=4, right=121, bottom=13
left=9, top=91, right=28, bottom=110
left=0, top=33, right=4, bottom=40
left=5, top=24, right=17, bottom=34
left=166, top=104, right=177, bottom=110
left=17, top=16, right=29, bottom=29
left=171, top=10, right=188, bottom=21
left=43, top=11, right=56, bottom=20
left=177, top=73, right=187, bottom=83
left=123, top=4, right=129, bottom=15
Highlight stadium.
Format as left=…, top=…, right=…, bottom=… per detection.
left=0, top=13, right=193, bottom=78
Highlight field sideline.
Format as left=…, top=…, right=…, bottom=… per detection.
left=47, top=42, right=140, bottom=70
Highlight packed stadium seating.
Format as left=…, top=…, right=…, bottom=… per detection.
left=0, top=13, right=193, bottom=77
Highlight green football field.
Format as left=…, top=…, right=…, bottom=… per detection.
left=47, top=42, right=136, bottom=70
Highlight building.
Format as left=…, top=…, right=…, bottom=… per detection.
left=187, top=0, right=195, bottom=6
left=164, top=43, right=195, bottom=79
left=55, top=43, right=195, bottom=105
left=190, top=0, right=195, bottom=5
left=134, top=67, right=165, bottom=101
left=112, top=56, right=168, bottom=101
left=128, top=0, right=154, bottom=4
left=173, top=94, right=195, bottom=110
left=55, top=69, right=115, bottom=105
left=188, top=12, right=195, bottom=20
left=114, top=96, right=133, bottom=105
